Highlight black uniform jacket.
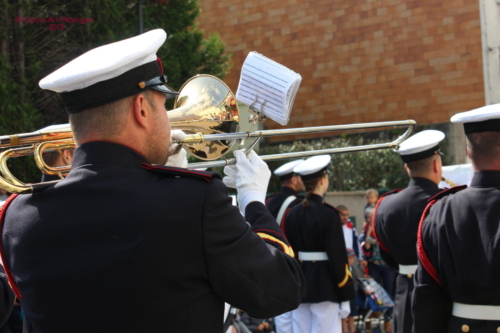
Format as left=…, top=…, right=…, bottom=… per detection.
left=266, top=186, right=302, bottom=221
left=284, top=194, right=355, bottom=303
left=413, top=171, right=500, bottom=333
left=373, top=177, right=440, bottom=333
left=0, top=142, right=306, bottom=333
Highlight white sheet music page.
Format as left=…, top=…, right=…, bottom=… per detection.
left=236, top=52, right=302, bottom=126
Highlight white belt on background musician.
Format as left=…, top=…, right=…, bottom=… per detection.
left=298, top=252, right=328, bottom=261
left=399, top=264, right=418, bottom=277
left=452, top=303, right=500, bottom=320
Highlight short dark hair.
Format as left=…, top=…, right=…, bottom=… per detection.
left=42, top=151, right=61, bottom=167
left=406, top=155, right=435, bottom=174
left=336, top=205, right=348, bottom=211
left=69, top=90, right=157, bottom=142
left=466, top=131, right=500, bottom=165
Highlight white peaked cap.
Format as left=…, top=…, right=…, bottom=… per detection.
left=39, top=29, right=178, bottom=113
left=397, top=130, right=445, bottom=163
left=40, top=29, right=166, bottom=92
left=451, top=103, right=500, bottom=123
left=274, top=159, right=304, bottom=178
left=293, top=155, right=331, bottom=180
left=451, top=103, right=500, bottom=134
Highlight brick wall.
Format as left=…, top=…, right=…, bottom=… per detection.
left=197, top=0, right=485, bottom=142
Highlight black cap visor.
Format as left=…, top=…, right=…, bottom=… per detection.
left=146, top=75, right=179, bottom=99
left=400, top=145, right=442, bottom=163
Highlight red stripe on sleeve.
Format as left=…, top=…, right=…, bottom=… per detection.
left=0, top=194, right=22, bottom=299
left=417, top=200, right=441, bottom=285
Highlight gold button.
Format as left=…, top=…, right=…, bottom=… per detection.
left=407, top=274, right=413, bottom=278
left=138, top=81, right=145, bottom=89
left=497, top=327, right=500, bottom=333
left=462, top=324, right=469, bottom=332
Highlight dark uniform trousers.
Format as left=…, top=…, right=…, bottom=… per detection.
left=266, top=186, right=301, bottom=220
left=414, top=171, right=500, bottom=333
left=373, top=177, right=441, bottom=333
left=0, top=142, right=306, bottom=333
left=284, top=194, right=355, bottom=304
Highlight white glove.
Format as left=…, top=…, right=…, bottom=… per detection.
left=223, top=149, right=271, bottom=215
left=339, top=301, right=351, bottom=319
left=165, top=130, right=188, bottom=168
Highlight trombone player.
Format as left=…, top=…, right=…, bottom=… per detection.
left=0, top=29, right=305, bottom=333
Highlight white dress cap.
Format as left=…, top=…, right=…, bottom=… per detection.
left=450, top=103, right=500, bottom=134
left=293, top=155, right=331, bottom=180
left=39, top=29, right=178, bottom=113
left=40, top=29, right=166, bottom=92
left=274, top=159, right=304, bottom=179
left=450, top=103, right=500, bottom=124
left=397, top=130, right=445, bottom=163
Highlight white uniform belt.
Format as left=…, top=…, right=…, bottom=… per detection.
left=452, top=302, right=500, bottom=320
left=298, top=252, right=328, bottom=261
left=398, top=264, right=418, bottom=275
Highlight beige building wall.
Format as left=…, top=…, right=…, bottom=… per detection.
left=325, top=191, right=367, bottom=233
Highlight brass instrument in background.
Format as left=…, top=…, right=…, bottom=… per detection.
left=441, top=177, right=458, bottom=187
left=0, top=74, right=418, bottom=194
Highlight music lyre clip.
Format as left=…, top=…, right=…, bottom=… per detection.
left=245, top=95, right=268, bottom=154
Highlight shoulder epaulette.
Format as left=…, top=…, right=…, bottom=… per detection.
left=372, top=188, right=403, bottom=254
left=323, top=202, right=340, bottom=213
left=417, top=184, right=466, bottom=286
left=265, top=194, right=275, bottom=204
left=380, top=188, right=403, bottom=199
left=141, top=163, right=221, bottom=182
left=427, top=185, right=467, bottom=202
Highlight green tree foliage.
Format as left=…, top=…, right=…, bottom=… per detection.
left=258, top=133, right=411, bottom=194
left=0, top=0, right=231, bottom=184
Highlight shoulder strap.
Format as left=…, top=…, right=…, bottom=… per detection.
left=371, top=189, right=403, bottom=253
left=141, top=163, right=221, bottom=182
left=0, top=194, right=22, bottom=300
left=323, top=202, right=340, bottom=212
left=417, top=185, right=466, bottom=285
left=276, top=195, right=296, bottom=226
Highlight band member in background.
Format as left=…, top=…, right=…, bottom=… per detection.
left=40, top=149, right=74, bottom=182
left=284, top=155, right=354, bottom=333
left=0, top=29, right=305, bottom=333
left=372, top=130, right=445, bottom=333
left=266, top=159, right=305, bottom=224
left=413, top=105, right=500, bottom=333
left=266, top=160, right=305, bottom=333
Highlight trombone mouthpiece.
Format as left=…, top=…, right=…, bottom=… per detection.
left=175, top=133, right=205, bottom=144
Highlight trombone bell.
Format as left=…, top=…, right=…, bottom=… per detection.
left=169, top=75, right=240, bottom=160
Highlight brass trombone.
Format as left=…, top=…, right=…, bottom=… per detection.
left=0, top=74, right=418, bottom=194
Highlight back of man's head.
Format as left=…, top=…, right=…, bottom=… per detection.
left=406, top=155, right=436, bottom=176
left=69, top=90, right=157, bottom=143
left=466, top=131, right=500, bottom=169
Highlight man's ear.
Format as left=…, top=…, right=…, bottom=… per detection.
left=132, top=93, right=151, bottom=129
left=62, top=149, right=74, bottom=164
left=466, top=145, right=472, bottom=160
left=404, top=164, right=410, bottom=176
left=433, top=156, right=441, bottom=173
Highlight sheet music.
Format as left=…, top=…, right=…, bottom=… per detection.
left=236, top=52, right=302, bottom=126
